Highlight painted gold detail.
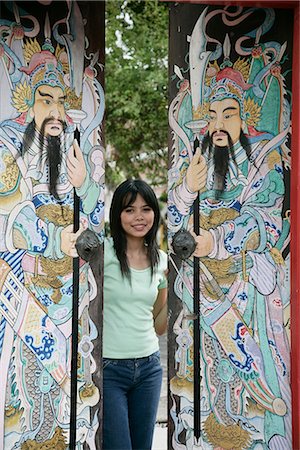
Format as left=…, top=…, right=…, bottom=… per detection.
left=244, top=97, right=261, bottom=127
left=233, top=57, right=251, bottom=83
left=203, top=413, right=251, bottom=450
left=11, top=81, right=32, bottom=112
left=0, top=154, right=20, bottom=192
left=23, top=38, right=42, bottom=64
left=21, top=427, right=67, bottom=449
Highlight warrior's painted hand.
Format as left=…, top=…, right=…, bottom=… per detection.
left=67, top=139, right=87, bottom=188
left=61, top=223, right=85, bottom=257
left=186, top=147, right=207, bottom=193
left=192, top=228, right=214, bottom=257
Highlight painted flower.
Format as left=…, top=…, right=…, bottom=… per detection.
left=12, top=24, right=24, bottom=39
left=239, top=325, right=248, bottom=337
left=252, top=45, right=263, bottom=58
left=273, top=298, right=282, bottom=307
left=206, top=66, right=217, bottom=78
left=85, top=65, right=96, bottom=79
left=179, top=79, right=189, bottom=92
left=235, top=387, right=242, bottom=397
left=271, top=64, right=281, bottom=77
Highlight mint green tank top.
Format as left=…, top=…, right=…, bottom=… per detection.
left=103, top=238, right=167, bottom=358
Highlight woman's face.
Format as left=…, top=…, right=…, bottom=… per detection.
left=120, top=193, right=155, bottom=239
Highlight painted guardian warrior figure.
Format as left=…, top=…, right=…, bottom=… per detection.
left=0, top=12, right=104, bottom=449
left=168, top=7, right=291, bottom=450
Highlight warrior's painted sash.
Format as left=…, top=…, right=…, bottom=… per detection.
left=205, top=300, right=287, bottom=417
left=0, top=260, right=69, bottom=391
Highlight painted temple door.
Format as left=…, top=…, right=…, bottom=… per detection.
left=167, top=2, right=299, bottom=449
left=0, top=1, right=105, bottom=449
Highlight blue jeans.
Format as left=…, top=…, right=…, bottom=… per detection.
left=103, top=351, right=163, bottom=450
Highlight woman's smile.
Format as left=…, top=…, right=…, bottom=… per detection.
left=121, top=193, right=155, bottom=239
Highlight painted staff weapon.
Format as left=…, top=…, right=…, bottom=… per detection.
left=67, top=108, right=102, bottom=449
left=192, top=135, right=201, bottom=442
left=184, top=121, right=206, bottom=443
left=68, top=110, right=100, bottom=450
left=59, top=3, right=86, bottom=447
left=67, top=89, right=102, bottom=450
left=68, top=109, right=86, bottom=450
left=185, top=8, right=211, bottom=443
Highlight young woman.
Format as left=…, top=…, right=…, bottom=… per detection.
left=103, top=179, right=168, bottom=450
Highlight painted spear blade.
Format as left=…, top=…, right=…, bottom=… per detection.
left=44, top=12, right=51, bottom=41
left=62, top=1, right=85, bottom=97
left=189, top=7, right=211, bottom=115
left=223, top=33, right=231, bottom=60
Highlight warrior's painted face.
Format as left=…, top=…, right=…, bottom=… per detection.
left=32, top=85, right=66, bottom=136
left=208, top=98, right=242, bottom=147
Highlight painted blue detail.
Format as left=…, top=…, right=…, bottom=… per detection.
left=268, top=339, right=287, bottom=376
left=231, top=201, right=242, bottom=212
left=237, top=292, right=248, bottom=302
left=229, top=322, right=254, bottom=372
left=25, top=330, right=55, bottom=361
left=33, top=219, right=48, bottom=252
left=39, top=295, right=53, bottom=307
left=168, top=204, right=183, bottom=225
left=32, top=192, right=73, bottom=209
left=90, top=201, right=104, bottom=226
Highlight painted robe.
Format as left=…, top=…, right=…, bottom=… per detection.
left=0, top=117, right=104, bottom=449
left=168, top=133, right=291, bottom=449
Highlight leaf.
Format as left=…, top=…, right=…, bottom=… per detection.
left=105, top=0, right=168, bottom=190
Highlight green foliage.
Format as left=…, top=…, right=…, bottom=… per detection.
left=105, top=0, right=169, bottom=189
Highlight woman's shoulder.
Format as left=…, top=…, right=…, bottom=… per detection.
left=104, top=236, right=113, bottom=246
left=104, top=237, right=116, bottom=261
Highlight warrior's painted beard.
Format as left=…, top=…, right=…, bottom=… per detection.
left=22, top=118, right=66, bottom=200
left=202, top=130, right=252, bottom=194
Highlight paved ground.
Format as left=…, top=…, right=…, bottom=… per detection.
left=152, top=423, right=167, bottom=450
left=157, top=334, right=168, bottom=422
left=152, top=334, right=168, bottom=449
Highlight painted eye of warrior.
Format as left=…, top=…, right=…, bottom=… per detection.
left=208, top=114, right=217, bottom=121
left=224, top=112, right=238, bottom=120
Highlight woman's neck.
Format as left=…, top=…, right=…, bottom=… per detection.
left=126, top=237, right=149, bottom=269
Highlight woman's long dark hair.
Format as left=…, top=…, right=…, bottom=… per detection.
left=109, top=179, right=160, bottom=280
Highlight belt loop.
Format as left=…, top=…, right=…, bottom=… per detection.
left=241, top=250, right=249, bottom=282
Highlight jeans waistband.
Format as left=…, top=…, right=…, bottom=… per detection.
left=103, top=350, right=160, bottom=362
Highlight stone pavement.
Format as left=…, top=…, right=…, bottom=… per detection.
left=157, top=334, right=168, bottom=422
left=152, top=334, right=168, bottom=449
left=152, top=423, right=167, bottom=450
